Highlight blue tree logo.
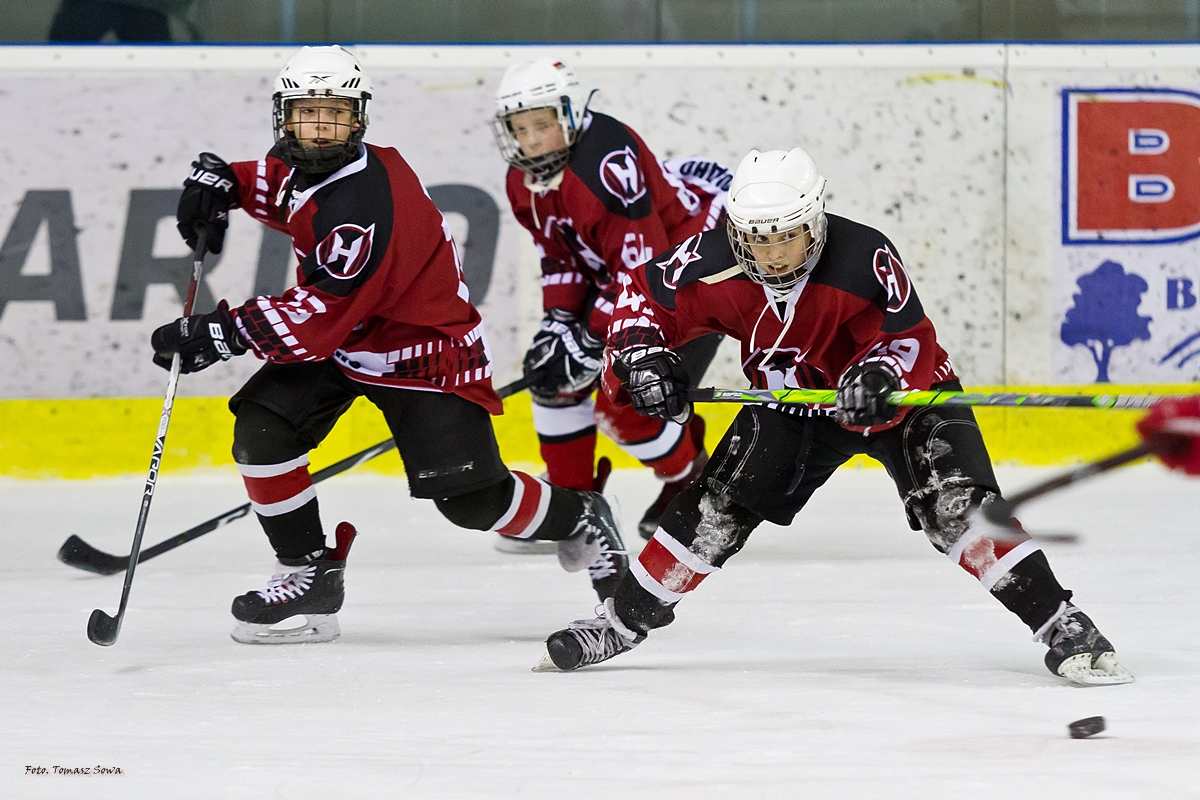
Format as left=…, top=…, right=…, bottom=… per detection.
left=1060, top=260, right=1152, bottom=382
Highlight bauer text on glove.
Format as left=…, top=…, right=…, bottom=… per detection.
left=151, top=300, right=248, bottom=374
left=522, top=308, right=605, bottom=401
left=176, top=152, right=238, bottom=255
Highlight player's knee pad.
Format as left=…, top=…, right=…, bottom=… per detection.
left=433, top=475, right=515, bottom=531
left=906, top=483, right=994, bottom=554
left=657, top=479, right=762, bottom=569
left=232, top=401, right=309, bottom=466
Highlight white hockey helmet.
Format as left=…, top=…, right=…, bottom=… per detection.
left=272, top=45, right=372, bottom=173
left=491, top=57, right=590, bottom=181
left=726, top=148, right=828, bottom=296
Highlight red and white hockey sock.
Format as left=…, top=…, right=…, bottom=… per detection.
left=948, top=516, right=1042, bottom=591
left=238, top=454, right=316, bottom=516
left=630, top=529, right=720, bottom=602
left=533, top=399, right=599, bottom=491
left=489, top=471, right=553, bottom=540
left=237, top=454, right=323, bottom=559
left=538, top=433, right=598, bottom=491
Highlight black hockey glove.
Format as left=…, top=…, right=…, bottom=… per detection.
left=523, top=308, right=605, bottom=402
left=176, top=153, right=238, bottom=255
left=613, top=347, right=693, bottom=424
left=151, top=300, right=248, bottom=374
left=835, top=361, right=900, bottom=429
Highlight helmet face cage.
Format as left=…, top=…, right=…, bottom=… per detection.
left=491, top=97, right=578, bottom=182
left=728, top=214, right=828, bottom=296
left=272, top=92, right=369, bottom=174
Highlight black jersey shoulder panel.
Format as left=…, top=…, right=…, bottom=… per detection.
left=302, top=149, right=395, bottom=298
left=809, top=214, right=925, bottom=331
left=567, top=112, right=655, bottom=221
left=645, top=229, right=746, bottom=310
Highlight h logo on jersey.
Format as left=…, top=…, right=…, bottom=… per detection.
left=872, top=245, right=911, bottom=313
left=600, top=146, right=647, bottom=207
left=316, top=223, right=375, bottom=280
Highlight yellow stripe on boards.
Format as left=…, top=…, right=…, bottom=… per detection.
left=0, top=385, right=1195, bottom=480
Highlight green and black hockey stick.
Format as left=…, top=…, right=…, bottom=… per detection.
left=688, top=386, right=1189, bottom=410
left=60, top=376, right=531, bottom=576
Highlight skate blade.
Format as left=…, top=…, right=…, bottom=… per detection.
left=1057, top=652, right=1135, bottom=686
left=531, top=651, right=564, bottom=673
left=230, top=614, right=340, bottom=645
left=494, top=536, right=559, bottom=556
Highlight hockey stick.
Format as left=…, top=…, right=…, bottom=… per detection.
left=981, top=431, right=1190, bottom=525
left=60, top=376, right=532, bottom=576
left=87, top=226, right=209, bottom=646
left=688, top=387, right=1188, bottom=410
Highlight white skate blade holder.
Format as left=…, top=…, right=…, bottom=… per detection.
left=231, top=614, right=340, bottom=645
left=1056, top=652, right=1135, bottom=686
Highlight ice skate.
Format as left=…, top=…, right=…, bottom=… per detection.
left=230, top=522, right=357, bottom=645
left=557, top=490, right=629, bottom=601
left=1035, top=602, right=1133, bottom=685
left=534, top=598, right=644, bottom=672
left=639, top=419, right=708, bottom=540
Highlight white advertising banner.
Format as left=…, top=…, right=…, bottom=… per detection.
left=1007, top=44, right=1200, bottom=385
left=11, top=44, right=1194, bottom=400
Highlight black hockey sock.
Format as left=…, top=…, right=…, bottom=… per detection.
left=989, top=550, right=1074, bottom=630
left=258, top=498, right=326, bottom=561
left=530, top=485, right=586, bottom=541
left=613, top=574, right=676, bottom=634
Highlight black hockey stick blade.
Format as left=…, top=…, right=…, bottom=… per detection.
left=981, top=440, right=1162, bottom=526
left=87, top=607, right=121, bottom=647
left=58, top=535, right=133, bottom=576
left=59, top=375, right=532, bottom=575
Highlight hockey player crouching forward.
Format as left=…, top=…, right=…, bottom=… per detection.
left=151, top=45, right=627, bottom=644
left=492, top=58, right=729, bottom=545
left=540, top=148, right=1133, bottom=686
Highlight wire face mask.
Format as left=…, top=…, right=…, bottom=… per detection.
left=273, top=94, right=368, bottom=174
left=728, top=215, right=827, bottom=297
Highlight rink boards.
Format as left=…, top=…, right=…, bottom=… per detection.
left=0, top=43, right=1198, bottom=476
left=0, top=384, right=1194, bottom=479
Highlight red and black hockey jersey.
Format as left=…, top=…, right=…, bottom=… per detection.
left=228, top=143, right=502, bottom=415
left=606, top=214, right=957, bottom=431
left=506, top=111, right=728, bottom=337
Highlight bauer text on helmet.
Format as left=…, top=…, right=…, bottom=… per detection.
left=726, top=148, right=828, bottom=296
left=492, top=58, right=590, bottom=182
left=272, top=45, right=373, bottom=174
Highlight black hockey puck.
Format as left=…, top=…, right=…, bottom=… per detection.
left=1068, top=716, right=1105, bottom=739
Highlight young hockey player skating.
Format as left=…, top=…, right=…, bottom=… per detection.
left=152, top=46, right=627, bottom=644
left=493, top=58, right=730, bottom=545
left=540, top=148, right=1134, bottom=686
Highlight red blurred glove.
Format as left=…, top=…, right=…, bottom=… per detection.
left=1136, top=396, right=1200, bottom=476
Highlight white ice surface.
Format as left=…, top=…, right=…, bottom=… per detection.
left=2, top=464, right=1198, bottom=799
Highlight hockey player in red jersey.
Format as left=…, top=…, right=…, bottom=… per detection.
left=540, top=148, right=1132, bottom=686
left=152, top=45, right=627, bottom=644
left=492, top=58, right=730, bottom=545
